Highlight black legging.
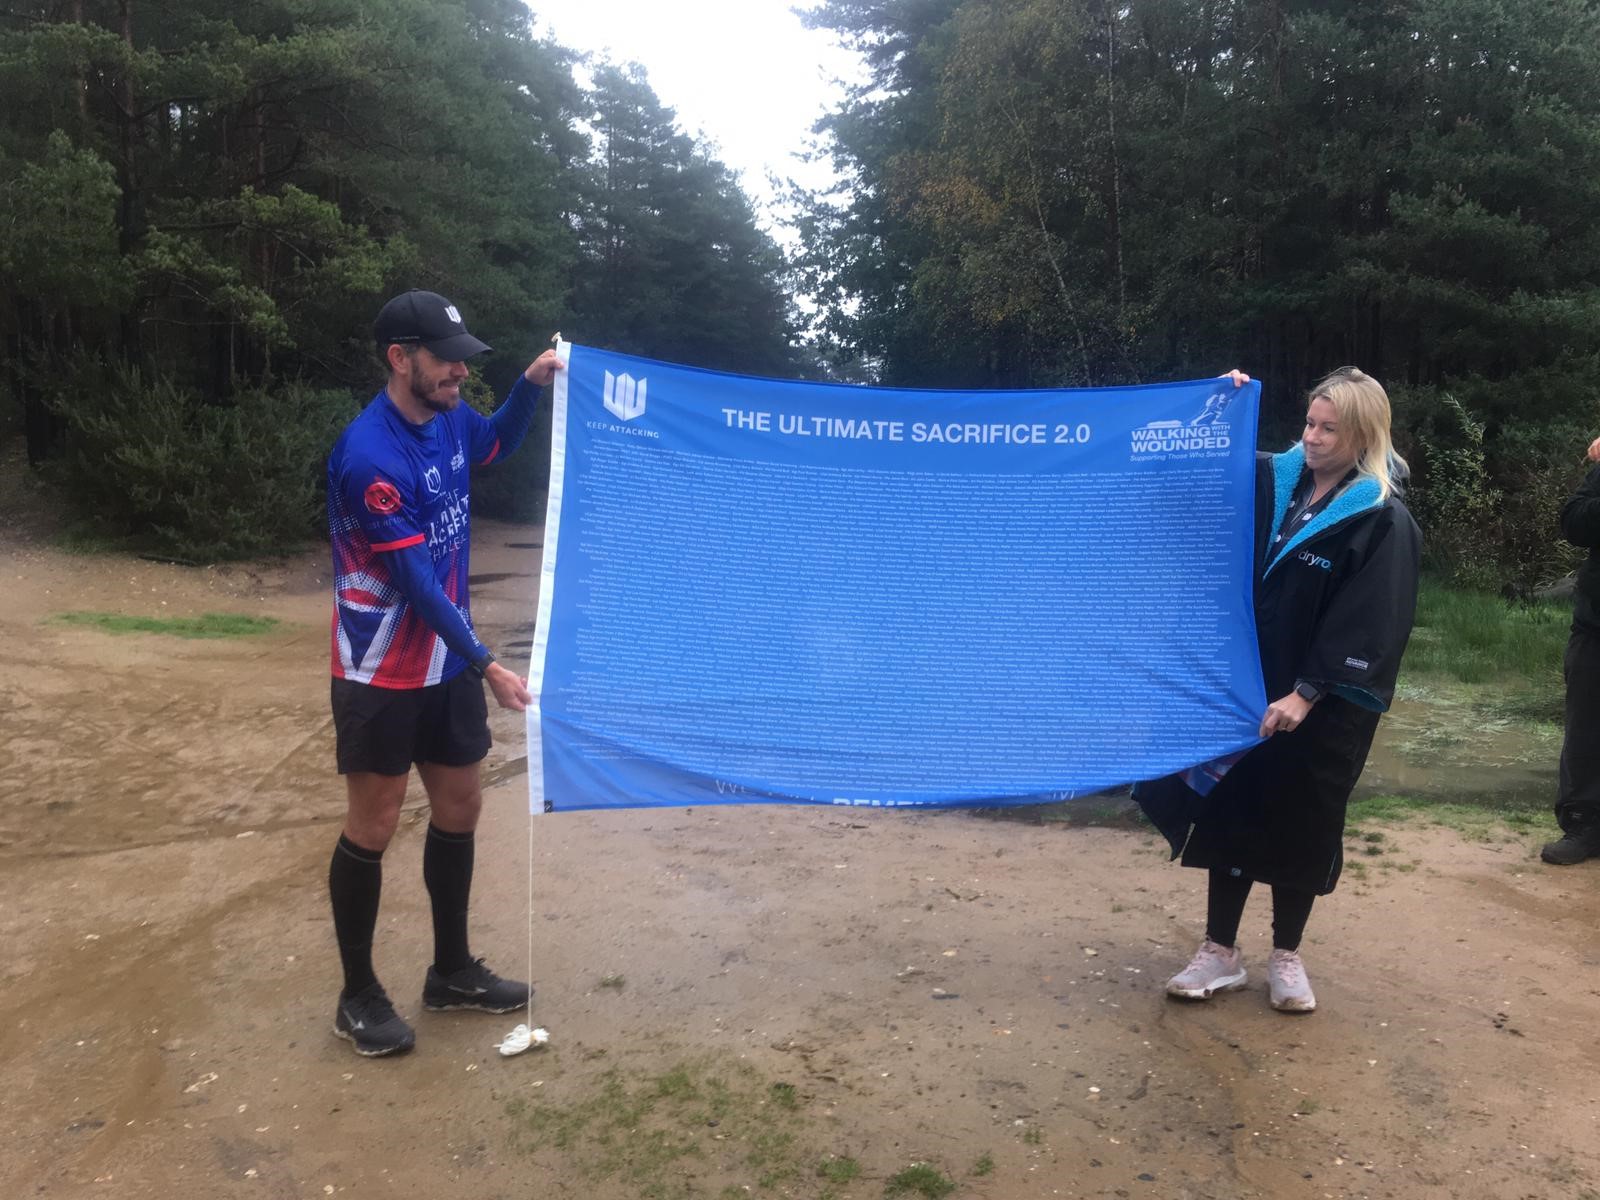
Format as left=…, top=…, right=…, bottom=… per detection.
left=1205, top=868, right=1316, bottom=952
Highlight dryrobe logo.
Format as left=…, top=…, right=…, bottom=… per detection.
left=603, top=370, right=647, bottom=421
left=1130, top=388, right=1233, bottom=460
left=1297, top=550, right=1333, bottom=571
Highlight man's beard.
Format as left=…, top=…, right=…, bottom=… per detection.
left=413, top=376, right=459, bottom=413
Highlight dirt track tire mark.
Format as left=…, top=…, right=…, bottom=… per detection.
left=0, top=845, right=325, bottom=1194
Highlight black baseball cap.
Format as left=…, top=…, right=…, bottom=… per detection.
left=373, top=289, right=492, bottom=360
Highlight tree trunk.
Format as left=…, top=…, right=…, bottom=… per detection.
left=72, top=0, right=88, bottom=120
left=116, top=0, right=141, bottom=362
left=1104, top=1, right=1126, bottom=327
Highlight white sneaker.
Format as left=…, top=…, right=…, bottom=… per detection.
left=1267, top=948, right=1317, bottom=1012
left=1166, top=939, right=1247, bottom=999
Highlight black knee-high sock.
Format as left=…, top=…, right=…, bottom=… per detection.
left=1270, top=885, right=1316, bottom=951
left=423, top=824, right=475, bottom=974
left=1205, top=868, right=1253, bottom=948
left=329, top=834, right=384, bottom=997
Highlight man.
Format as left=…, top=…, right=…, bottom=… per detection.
left=1543, top=434, right=1600, bottom=866
left=325, top=289, right=561, bottom=1055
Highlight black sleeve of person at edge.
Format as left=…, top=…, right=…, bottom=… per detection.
left=1293, top=502, right=1424, bottom=713
left=1559, top=463, right=1600, bottom=635
left=1560, top=462, right=1600, bottom=549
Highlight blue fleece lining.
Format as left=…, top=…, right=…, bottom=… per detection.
left=1264, top=445, right=1383, bottom=577
left=1332, top=682, right=1386, bottom=712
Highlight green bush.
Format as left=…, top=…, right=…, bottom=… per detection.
left=1399, top=369, right=1599, bottom=596
left=1400, top=388, right=1503, bottom=591
left=1486, top=418, right=1590, bottom=596
left=466, top=367, right=554, bottom=524
left=43, top=354, right=358, bottom=561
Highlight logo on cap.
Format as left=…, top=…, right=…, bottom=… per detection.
left=444, top=305, right=461, bottom=324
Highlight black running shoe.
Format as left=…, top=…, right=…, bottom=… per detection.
left=422, top=958, right=531, bottom=1013
left=333, top=983, right=416, bottom=1057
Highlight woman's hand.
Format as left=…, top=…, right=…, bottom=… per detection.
left=1259, top=692, right=1313, bottom=737
left=1218, top=369, right=1251, bottom=388
left=1586, top=434, right=1600, bottom=463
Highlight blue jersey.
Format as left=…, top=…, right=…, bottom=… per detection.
left=328, top=378, right=537, bottom=688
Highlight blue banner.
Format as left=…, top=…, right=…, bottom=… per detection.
left=526, top=343, right=1264, bottom=813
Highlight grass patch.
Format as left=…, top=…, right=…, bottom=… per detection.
left=53, top=528, right=131, bottom=556
left=598, top=973, right=626, bottom=990
left=971, top=1152, right=994, bottom=1176
left=1376, top=582, right=1565, bottom=821
left=509, top=1057, right=835, bottom=1199
left=817, top=1155, right=861, bottom=1183
left=1402, top=581, right=1567, bottom=689
left=884, top=1163, right=956, bottom=1198
left=1347, top=793, right=1545, bottom=841
left=48, top=610, right=280, bottom=639
left=1396, top=580, right=1566, bottom=741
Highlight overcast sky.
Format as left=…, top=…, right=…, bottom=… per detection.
left=526, top=1, right=866, bottom=231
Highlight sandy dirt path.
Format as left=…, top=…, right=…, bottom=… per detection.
left=2, top=517, right=1598, bottom=1200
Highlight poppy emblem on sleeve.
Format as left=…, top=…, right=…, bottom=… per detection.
left=364, top=480, right=403, bottom=515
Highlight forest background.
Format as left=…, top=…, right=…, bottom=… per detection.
left=3, top=0, right=1599, bottom=597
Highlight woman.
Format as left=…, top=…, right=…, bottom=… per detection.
left=1136, top=366, right=1421, bottom=1013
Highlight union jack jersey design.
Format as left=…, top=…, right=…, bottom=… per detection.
left=328, top=387, right=520, bottom=688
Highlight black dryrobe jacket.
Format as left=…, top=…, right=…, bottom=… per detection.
left=1136, top=446, right=1422, bottom=894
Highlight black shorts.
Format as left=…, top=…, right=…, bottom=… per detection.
left=331, top=672, right=492, bottom=776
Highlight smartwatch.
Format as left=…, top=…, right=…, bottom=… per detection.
left=1293, top=680, right=1323, bottom=704
left=469, top=650, right=497, bottom=679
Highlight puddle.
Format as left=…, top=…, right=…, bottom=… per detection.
left=1360, top=689, right=1558, bottom=807
left=976, top=686, right=1560, bottom=823
left=468, top=572, right=528, bottom=585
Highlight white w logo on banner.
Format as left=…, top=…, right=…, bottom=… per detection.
left=603, top=371, right=647, bottom=421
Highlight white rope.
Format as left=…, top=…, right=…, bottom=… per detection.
left=498, top=339, right=567, bottom=1059
left=497, top=778, right=548, bottom=1057
left=526, top=796, right=533, bottom=1029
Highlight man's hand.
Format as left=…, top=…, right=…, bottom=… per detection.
left=1219, top=369, right=1251, bottom=388
left=524, top=349, right=563, bottom=387
left=1259, top=691, right=1312, bottom=737
left=1586, top=435, right=1600, bottom=463
left=485, top=660, right=533, bottom=712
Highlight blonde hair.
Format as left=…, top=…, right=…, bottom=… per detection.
left=1307, top=366, right=1407, bottom=501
